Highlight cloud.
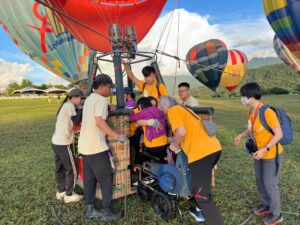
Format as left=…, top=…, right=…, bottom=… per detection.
left=220, top=18, right=275, bottom=59
left=98, top=9, right=276, bottom=81
left=0, top=58, right=33, bottom=90
left=0, top=8, right=277, bottom=89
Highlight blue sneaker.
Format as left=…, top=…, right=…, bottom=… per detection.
left=189, top=207, right=205, bottom=222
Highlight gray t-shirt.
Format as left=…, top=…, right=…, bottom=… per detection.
left=178, top=96, right=200, bottom=107
left=78, top=93, right=108, bottom=155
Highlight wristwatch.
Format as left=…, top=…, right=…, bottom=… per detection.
left=265, top=146, right=270, bottom=151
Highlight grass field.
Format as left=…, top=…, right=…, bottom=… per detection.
left=0, top=95, right=299, bottom=225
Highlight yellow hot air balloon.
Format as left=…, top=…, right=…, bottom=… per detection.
left=221, top=49, right=248, bottom=92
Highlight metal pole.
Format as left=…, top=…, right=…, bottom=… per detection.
left=113, top=51, right=125, bottom=108
left=127, top=63, right=134, bottom=89
left=87, top=50, right=98, bottom=96
left=151, top=61, right=165, bottom=85
left=127, top=77, right=134, bottom=89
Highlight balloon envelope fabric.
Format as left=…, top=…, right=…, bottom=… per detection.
left=221, top=49, right=248, bottom=92
left=273, top=35, right=300, bottom=75
left=0, top=0, right=91, bottom=83
left=44, top=0, right=167, bottom=52
left=186, top=39, right=228, bottom=91
left=263, top=0, right=300, bottom=60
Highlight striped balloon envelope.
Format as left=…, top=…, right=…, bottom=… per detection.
left=186, top=39, right=228, bottom=92
left=263, top=0, right=300, bottom=60
left=273, top=35, right=300, bottom=75
left=220, top=49, right=248, bottom=92
left=0, top=0, right=92, bottom=83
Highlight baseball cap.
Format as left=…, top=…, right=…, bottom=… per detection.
left=69, top=88, right=84, bottom=97
left=94, top=74, right=115, bottom=87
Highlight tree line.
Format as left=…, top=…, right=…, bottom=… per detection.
left=6, top=79, right=70, bottom=96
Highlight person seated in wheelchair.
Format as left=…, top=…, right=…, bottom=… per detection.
left=129, top=97, right=168, bottom=163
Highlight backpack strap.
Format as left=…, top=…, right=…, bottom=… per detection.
left=156, top=82, right=161, bottom=98
left=142, top=82, right=146, bottom=94
left=181, top=105, right=201, bottom=121
left=142, top=81, right=161, bottom=98
left=259, top=105, right=273, bottom=135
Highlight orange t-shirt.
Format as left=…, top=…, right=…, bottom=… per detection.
left=129, top=108, right=139, bottom=137
left=168, top=105, right=222, bottom=163
left=248, top=103, right=283, bottom=159
left=137, top=80, right=168, bottom=102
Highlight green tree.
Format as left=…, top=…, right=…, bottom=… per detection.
left=269, top=87, right=289, bottom=95
left=6, top=82, right=20, bottom=96
left=20, top=79, right=33, bottom=88
left=294, top=84, right=300, bottom=93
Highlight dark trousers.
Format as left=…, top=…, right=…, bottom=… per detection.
left=190, top=151, right=224, bottom=225
left=82, top=151, right=113, bottom=208
left=52, top=144, right=77, bottom=196
left=143, top=145, right=167, bottom=163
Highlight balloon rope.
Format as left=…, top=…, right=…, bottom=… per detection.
left=33, top=0, right=110, bottom=40
left=172, top=0, right=181, bottom=96
left=155, top=7, right=174, bottom=52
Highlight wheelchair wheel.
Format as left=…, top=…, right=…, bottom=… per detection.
left=152, top=192, right=173, bottom=220
left=138, top=188, right=148, bottom=202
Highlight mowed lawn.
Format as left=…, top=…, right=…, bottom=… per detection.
left=0, top=95, right=299, bottom=225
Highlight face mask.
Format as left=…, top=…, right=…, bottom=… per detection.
left=241, top=96, right=250, bottom=105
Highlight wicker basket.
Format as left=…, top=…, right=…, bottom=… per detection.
left=106, top=115, right=129, bottom=140
left=107, top=140, right=130, bottom=171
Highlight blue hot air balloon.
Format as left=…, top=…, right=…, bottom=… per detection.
left=186, top=39, right=228, bottom=91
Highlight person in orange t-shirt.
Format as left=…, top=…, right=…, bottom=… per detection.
left=160, top=96, right=224, bottom=225
left=123, top=61, right=168, bottom=102
left=234, top=82, right=284, bottom=225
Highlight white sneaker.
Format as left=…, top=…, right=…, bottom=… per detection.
left=142, top=176, right=155, bottom=185
left=56, top=191, right=66, bottom=201
left=64, top=192, right=84, bottom=203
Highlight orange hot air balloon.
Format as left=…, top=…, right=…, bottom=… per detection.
left=221, top=49, right=248, bottom=92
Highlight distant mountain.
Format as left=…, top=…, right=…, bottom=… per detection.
left=190, top=63, right=300, bottom=97
left=248, top=57, right=282, bottom=69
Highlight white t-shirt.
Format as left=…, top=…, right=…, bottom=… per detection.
left=52, top=102, right=76, bottom=145
left=178, top=96, right=200, bottom=107
left=78, top=93, right=109, bottom=155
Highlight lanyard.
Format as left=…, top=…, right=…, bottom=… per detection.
left=249, top=103, right=261, bottom=135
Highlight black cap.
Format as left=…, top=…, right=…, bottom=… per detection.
left=94, top=74, right=114, bottom=87
left=69, top=88, right=83, bottom=97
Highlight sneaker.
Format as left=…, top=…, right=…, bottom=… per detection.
left=56, top=191, right=65, bottom=201
left=64, top=192, right=84, bottom=203
left=262, top=214, right=283, bottom=225
left=253, top=204, right=271, bottom=217
left=132, top=181, right=138, bottom=186
left=189, top=207, right=205, bottom=222
left=142, top=176, right=155, bottom=185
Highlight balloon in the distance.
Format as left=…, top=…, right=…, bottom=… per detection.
left=221, top=49, right=248, bottom=92
left=0, top=0, right=91, bottom=83
left=44, top=0, right=167, bottom=52
left=263, top=0, right=300, bottom=60
left=273, top=35, right=300, bottom=75
left=186, top=39, right=228, bottom=91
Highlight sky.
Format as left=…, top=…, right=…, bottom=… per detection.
left=0, top=0, right=276, bottom=90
